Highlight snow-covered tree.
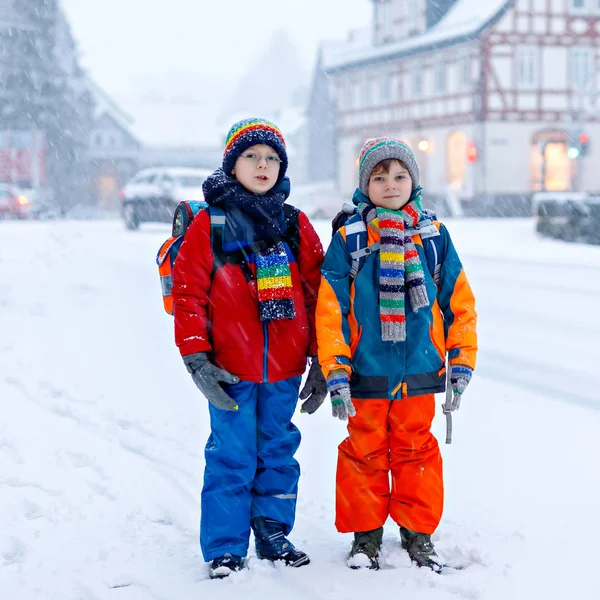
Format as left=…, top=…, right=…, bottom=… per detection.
left=0, top=0, right=94, bottom=211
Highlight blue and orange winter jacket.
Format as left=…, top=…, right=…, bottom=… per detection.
left=172, top=207, right=324, bottom=383
left=316, top=213, right=477, bottom=399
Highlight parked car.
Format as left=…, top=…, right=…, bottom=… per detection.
left=0, top=183, right=30, bottom=219
left=583, top=195, right=600, bottom=244
left=533, top=191, right=600, bottom=244
left=120, top=167, right=212, bottom=230
left=20, top=187, right=61, bottom=220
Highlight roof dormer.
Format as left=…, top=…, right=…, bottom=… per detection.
left=372, top=0, right=460, bottom=45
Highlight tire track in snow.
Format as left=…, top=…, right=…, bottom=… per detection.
left=477, top=349, right=600, bottom=411
left=463, top=253, right=600, bottom=272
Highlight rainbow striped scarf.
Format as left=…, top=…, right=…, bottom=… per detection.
left=358, top=195, right=429, bottom=342
left=255, top=242, right=295, bottom=321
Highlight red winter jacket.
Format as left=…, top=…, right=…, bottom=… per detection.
left=172, top=207, right=324, bottom=383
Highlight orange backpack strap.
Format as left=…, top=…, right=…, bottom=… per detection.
left=157, top=236, right=181, bottom=266
left=156, top=236, right=183, bottom=315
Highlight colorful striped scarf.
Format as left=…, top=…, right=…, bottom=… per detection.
left=358, top=195, right=429, bottom=342
left=203, top=168, right=295, bottom=322
left=255, top=241, right=295, bottom=321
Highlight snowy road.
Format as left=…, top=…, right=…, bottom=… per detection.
left=1, top=217, right=599, bottom=599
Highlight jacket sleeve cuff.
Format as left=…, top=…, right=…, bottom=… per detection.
left=179, top=336, right=212, bottom=357
left=321, top=356, right=352, bottom=380
left=448, top=347, right=476, bottom=370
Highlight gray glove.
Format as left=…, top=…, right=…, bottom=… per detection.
left=183, top=352, right=240, bottom=411
left=327, top=369, right=356, bottom=421
left=299, top=356, right=328, bottom=414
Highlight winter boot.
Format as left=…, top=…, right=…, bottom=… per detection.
left=347, top=527, right=383, bottom=570
left=252, top=517, right=310, bottom=567
left=400, top=527, right=443, bottom=573
left=208, top=553, right=246, bottom=579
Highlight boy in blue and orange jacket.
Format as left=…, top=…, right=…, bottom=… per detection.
left=316, top=138, right=477, bottom=572
left=172, top=119, right=326, bottom=578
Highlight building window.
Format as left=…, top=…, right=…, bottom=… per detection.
left=446, top=131, right=467, bottom=191
left=412, top=64, right=422, bottom=97
left=572, top=48, right=591, bottom=89
left=571, top=0, right=585, bottom=9
left=352, top=80, right=360, bottom=110
left=408, top=0, right=418, bottom=32
left=380, top=66, right=391, bottom=104
left=460, top=55, right=471, bottom=86
left=516, top=46, right=538, bottom=89
left=340, top=77, right=351, bottom=110
left=434, top=61, right=446, bottom=94
left=394, top=74, right=403, bottom=101
left=93, top=132, right=103, bottom=147
left=361, top=72, right=371, bottom=107
left=379, top=1, right=393, bottom=40
left=531, top=131, right=570, bottom=192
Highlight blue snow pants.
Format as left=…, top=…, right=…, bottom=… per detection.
left=199, top=376, right=302, bottom=561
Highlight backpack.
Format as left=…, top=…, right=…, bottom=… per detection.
left=156, top=200, right=301, bottom=315
left=331, top=203, right=444, bottom=286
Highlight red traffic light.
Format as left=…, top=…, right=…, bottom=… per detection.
left=580, top=133, right=589, bottom=144
left=466, top=140, right=477, bottom=163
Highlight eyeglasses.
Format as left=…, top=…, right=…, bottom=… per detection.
left=239, top=152, right=282, bottom=166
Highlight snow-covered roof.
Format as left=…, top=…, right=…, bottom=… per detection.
left=319, top=27, right=372, bottom=67
left=85, top=78, right=136, bottom=134
left=325, top=0, right=513, bottom=71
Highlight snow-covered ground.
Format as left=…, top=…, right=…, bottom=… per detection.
left=1, top=217, right=599, bottom=599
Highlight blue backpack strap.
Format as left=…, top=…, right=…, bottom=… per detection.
left=210, top=205, right=301, bottom=282
left=342, top=210, right=443, bottom=284
left=207, top=205, right=227, bottom=273
left=417, top=213, right=444, bottom=286
left=343, top=215, right=380, bottom=280
left=208, top=206, right=254, bottom=282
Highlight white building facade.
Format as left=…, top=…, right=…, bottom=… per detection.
left=317, top=0, right=600, bottom=214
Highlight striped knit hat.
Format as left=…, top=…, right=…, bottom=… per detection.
left=358, top=137, right=420, bottom=195
left=223, top=118, right=288, bottom=183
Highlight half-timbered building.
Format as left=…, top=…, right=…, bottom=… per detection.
left=309, top=0, right=600, bottom=214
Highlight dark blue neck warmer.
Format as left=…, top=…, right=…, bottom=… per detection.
left=202, top=168, right=291, bottom=243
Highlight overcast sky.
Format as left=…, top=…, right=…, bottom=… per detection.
left=61, top=0, right=372, bottom=131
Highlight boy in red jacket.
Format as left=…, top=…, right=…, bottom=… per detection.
left=172, top=119, right=326, bottom=579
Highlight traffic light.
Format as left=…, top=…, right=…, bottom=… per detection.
left=579, top=132, right=590, bottom=156
left=567, top=144, right=580, bottom=160
left=466, top=140, right=477, bottom=163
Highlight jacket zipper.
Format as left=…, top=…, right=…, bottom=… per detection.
left=262, top=321, right=269, bottom=383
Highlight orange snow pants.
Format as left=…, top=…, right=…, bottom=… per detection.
left=335, top=394, right=443, bottom=535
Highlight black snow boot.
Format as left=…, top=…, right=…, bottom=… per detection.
left=252, top=517, right=310, bottom=567
left=400, top=527, right=443, bottom=573
left=347, top=527, right=383, bottom=570
left=208, top=553, right=245, bottom=579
